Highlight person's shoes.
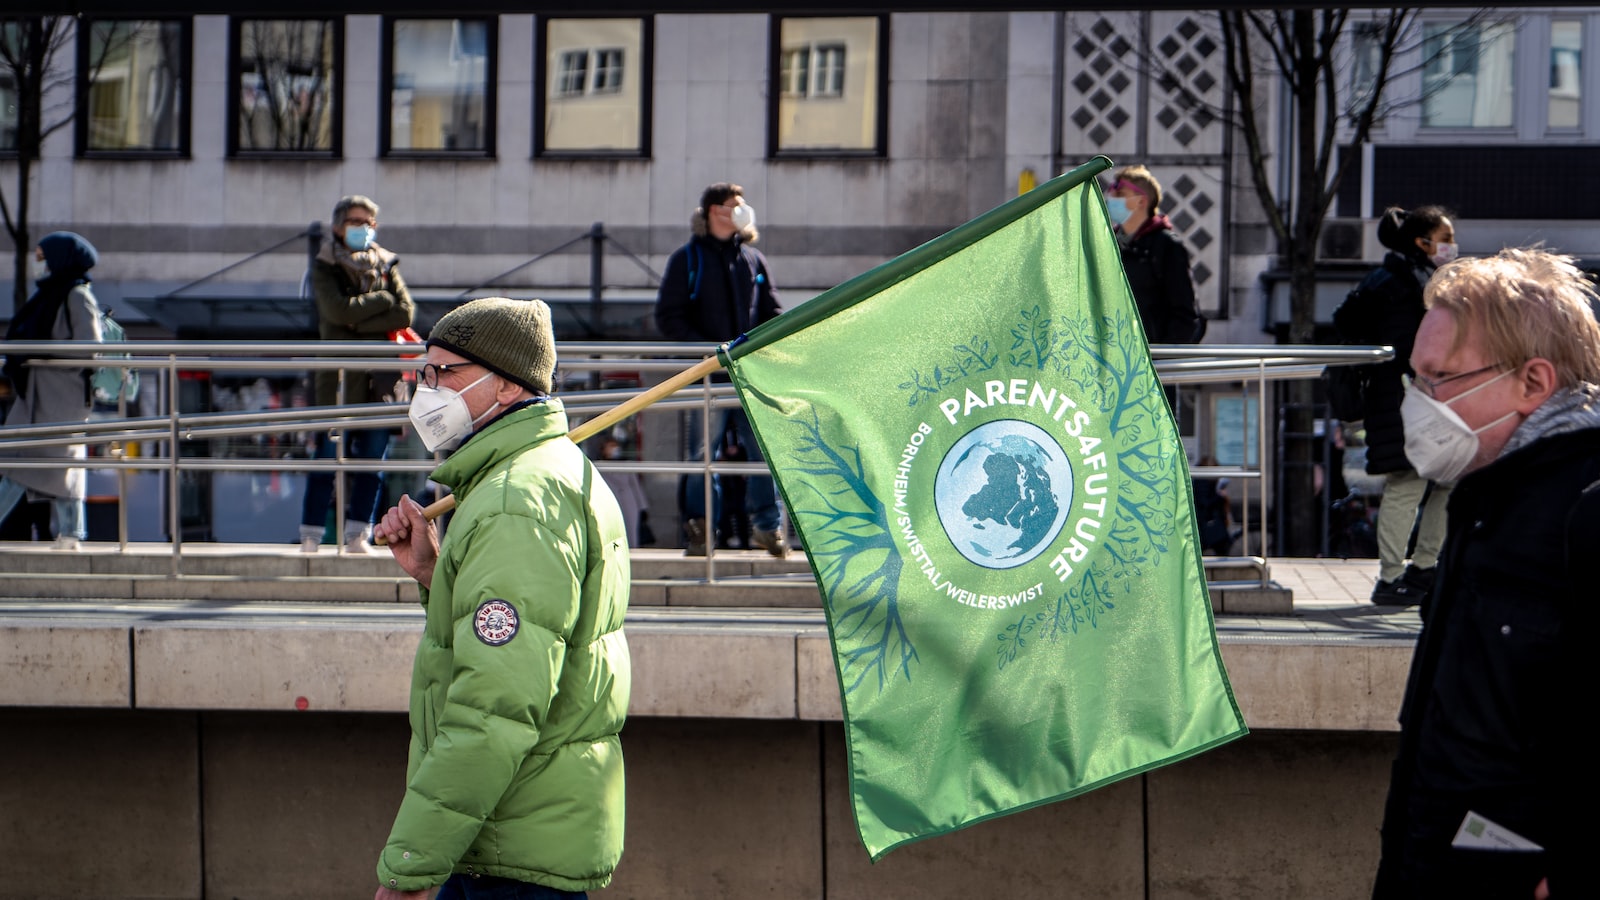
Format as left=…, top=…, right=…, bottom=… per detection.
left=344, top=534, right=372, bottom=555
left=300, top=535, right=320, bottom=554
left=1371, top=577, right=1422, bottom=607
left=52, top=536, right=80, bottom=551
left=684, top=518, right=708, bottom=557
left=752, top=528, right=790, bottom=559
left=1401, top=565, right=1435, bottom=597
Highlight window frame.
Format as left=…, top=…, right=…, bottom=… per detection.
left=534, top=15, right=653, bottom=160
left=75, top=16, right=192, bottom=159
left=380, top=16, right=498, bottom=160
left=226, top=16, right=344, bottom=159
left=767, top=14, right=889, bottom=160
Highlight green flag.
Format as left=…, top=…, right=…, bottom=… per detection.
left=721, top=157, right=1247, bottom=859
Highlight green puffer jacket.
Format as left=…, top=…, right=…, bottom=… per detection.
left=377, top=399, right=631, bottom=893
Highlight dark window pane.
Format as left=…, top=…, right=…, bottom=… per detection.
left=0, top=70, right=16, bottom=151
left=85, top=20, right=185, bottom=152
left=237, top=20, right=336, bottom=152
left=389, top=18, right=491, bottom=152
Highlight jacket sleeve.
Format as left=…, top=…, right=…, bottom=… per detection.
left=654, top=247, right=698, bottom=342
left=753, top=249, right=782, bottom=326
left=1157, top=238, right=1201, bottom=344
left=1545, top=481, right=1600, bottom=898
left=311, top=261, right=401, bottom=334
left=376, top=512, right=582, bottom=891
left=348, top=265, right=415, bottom=336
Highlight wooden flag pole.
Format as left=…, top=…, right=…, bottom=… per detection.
left=378, top=354, right=726, bottom=543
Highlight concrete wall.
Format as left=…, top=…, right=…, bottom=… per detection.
left=0, top=708, right=1397, bottom=900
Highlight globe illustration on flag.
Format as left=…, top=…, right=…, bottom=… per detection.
left=933, top=419, right=1075, bottom=569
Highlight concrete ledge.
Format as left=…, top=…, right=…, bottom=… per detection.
left=1220, top=642, right=1410, bottom=732
left=0, top=625, right=131, bottom=707
left=128, top=576, right=409, bottom=604
left=1220, top=586, right=1293, bottom=615
left=660, top=580, right=823, bottom=607
left=135, top=626, right=418, bottom=711
left=0, top=606, right=1417, bottom=730
left=628, top=627, right=812, bottom=718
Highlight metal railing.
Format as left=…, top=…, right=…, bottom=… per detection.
left=1, top=340, right=1392, bottom=586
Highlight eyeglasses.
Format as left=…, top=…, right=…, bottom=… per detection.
left=417, top=361, right=481, bottom=390
left=342, top=217, right=376, bottom=228
left=1407, top=363, right=1505, bottom=399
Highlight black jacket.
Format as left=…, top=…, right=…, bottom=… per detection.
left=1332, top=252, right=1431, bottom=475
left=654, top=234, right=781, bottom=345
left=1374, top=426, right=1600, bottom=899
left=1119, top=218, right=1201, bottom=344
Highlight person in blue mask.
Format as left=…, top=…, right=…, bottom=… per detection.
left=299, top=194, right=414, bottom=554
left=1107, top=166, right=1203, bottom=345
left=0, top=232, right=104, bottom=549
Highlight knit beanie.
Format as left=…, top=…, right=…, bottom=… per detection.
left=427, top=297, right=556, bottom=395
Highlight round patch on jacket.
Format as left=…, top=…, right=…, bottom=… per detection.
left=473, top=599, right=519, bottom=646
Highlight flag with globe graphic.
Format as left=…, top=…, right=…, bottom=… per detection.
left=720, top=157, right=1247, bottom=860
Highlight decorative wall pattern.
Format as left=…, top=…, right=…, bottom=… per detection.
left=1061, top=11, right=1230, bottom=319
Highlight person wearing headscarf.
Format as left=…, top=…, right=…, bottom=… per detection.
left=0, top=231, right=104, bottom=549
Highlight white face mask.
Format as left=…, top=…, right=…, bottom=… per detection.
left=407, top=371, right=498, bottom=453
left=1400, top=370, right=1518, bottom=483
left=730, top=202, right=756, bottom=232
left=1428, top=241, right=1458, bottom=267
left=31, top=256, right=50, bottom=282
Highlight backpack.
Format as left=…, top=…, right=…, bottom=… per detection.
left=1323, top=363, right=1368, bottom=423
left=68, top=302, right=140, bottom=406
left=1325, top=283, right=1378, bottom=422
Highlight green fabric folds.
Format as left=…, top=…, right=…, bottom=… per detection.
left=723, top=157, right=1247, bottom=860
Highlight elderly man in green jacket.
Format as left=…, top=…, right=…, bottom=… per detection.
left=372, top=297, right=631, bottom=900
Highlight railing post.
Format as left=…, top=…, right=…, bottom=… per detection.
left=589, top=222, right=605, bottom=340
left=589, top=222, right=605, bottom=393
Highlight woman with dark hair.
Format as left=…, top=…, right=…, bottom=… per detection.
left=1332, top=206, right=1457, bottom=606
left=0, top=232, right=104, bottom=549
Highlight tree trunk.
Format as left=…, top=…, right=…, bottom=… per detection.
left=1280, top=10, right=1322, bottom=557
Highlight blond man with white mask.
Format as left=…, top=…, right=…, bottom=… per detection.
left=1373, top=248, right=1600, bottom=900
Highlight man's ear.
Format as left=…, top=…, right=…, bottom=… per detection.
left=1515, top=358, right=1560, bottom=414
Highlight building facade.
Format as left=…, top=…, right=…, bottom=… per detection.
left=3, top=9, right=1598, bottom=543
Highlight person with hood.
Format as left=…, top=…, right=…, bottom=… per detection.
left=0, top=232, right=104, bottom=549
left=371, top=297, right=630, bottom=900
left=654, top=181, right=787, bottom=557
left=1107, top=165, right=1203, bottom=344
left=1372, top=247, right=1600, bottom=900
left=1332, top=206, right=1457, bottom=606
left=299, top=194, right=414, bottom=554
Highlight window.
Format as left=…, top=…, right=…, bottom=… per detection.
left=780, top=48, right=808, bottom=97
left=0, top=69, right=15, bottom=152
left=231, top=19, right=340, bottom=155
left=538, top=17, right=650, bottom=156
left=1211, top=395, right=1259, bottom=468
left=556, top=50, right=587, bottom=97
left=77, top=19, right=189, bottom=155
left=1550, top=19, right=1582, bottom=130
left=1348, top=20, right=1385, bottom=116
left=813, top=44, right=846, bottom=97
left=770, top=16, right=886, bottom=156
left=1421, top=21, right=1516, bottom=128
left=385, top=18, right=495, bottom=156
left=593, top=48, right=625, bottom=94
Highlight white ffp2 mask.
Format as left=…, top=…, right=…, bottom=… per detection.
left=1400, top=370, right=1517, bottom=483
left=407, top=371, right=497, bottom=453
